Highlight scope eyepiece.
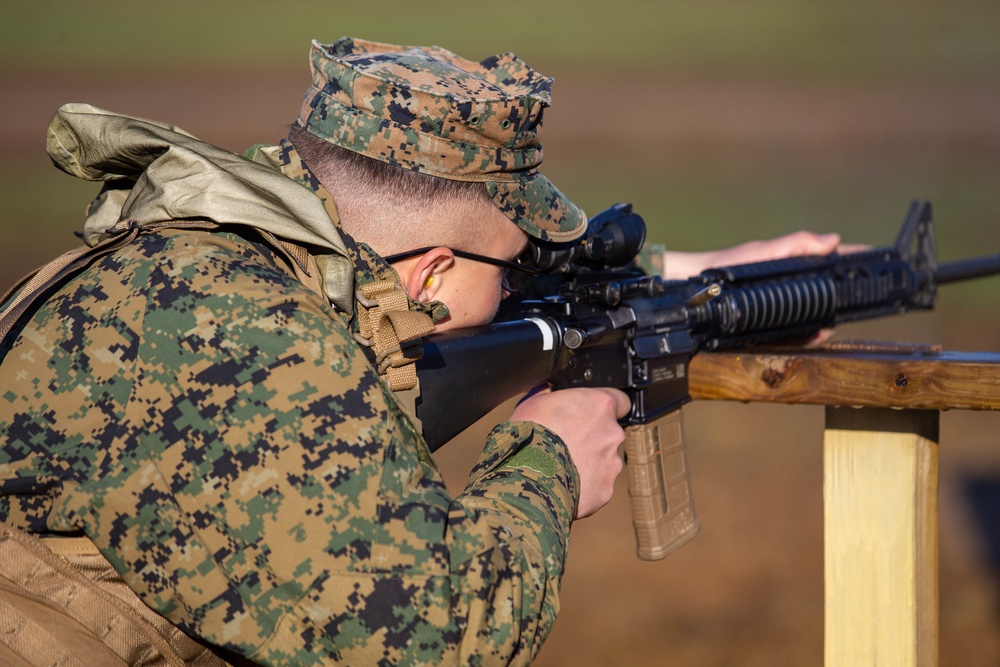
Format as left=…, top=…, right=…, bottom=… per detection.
left=523, top=202, right=647, bottom=273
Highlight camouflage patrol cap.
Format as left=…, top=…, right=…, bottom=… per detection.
left=297, top=37, right=587, bottom=242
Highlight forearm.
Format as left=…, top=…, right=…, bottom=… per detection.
left=444, top=421, right=580, bottom=662
left=662, top=231, right=844, bottom=279
left=663, top=249, right=720, bottom=280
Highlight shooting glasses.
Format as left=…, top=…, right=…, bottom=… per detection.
left=382, top=247, right=540, bottom=295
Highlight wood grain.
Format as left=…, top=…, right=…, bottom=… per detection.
left=823, top=408, right=939, bottom=667
left=689, top=344, right=1000, bottom=411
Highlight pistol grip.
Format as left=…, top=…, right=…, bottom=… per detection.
left=623, top=410, right=700, bottom=560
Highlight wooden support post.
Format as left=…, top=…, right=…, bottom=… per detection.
left=686, top=348, right=998, bottom=662
left=824, top=407, right=939, bottom=667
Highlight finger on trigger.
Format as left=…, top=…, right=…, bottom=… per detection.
left=605, top=388, right=631, bottom=419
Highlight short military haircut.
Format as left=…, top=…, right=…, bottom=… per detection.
left=288, top=123, right=500, bottom=254
left=289, top=123, right=492, bottom=203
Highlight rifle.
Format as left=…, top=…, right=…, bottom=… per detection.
left=413, top=200, right=1000, bottom=560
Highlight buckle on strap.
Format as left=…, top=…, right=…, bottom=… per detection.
left=355, top=281, right=435, bottom=391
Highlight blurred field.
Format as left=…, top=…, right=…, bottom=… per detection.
left=2, top=2, right=999, bottom=664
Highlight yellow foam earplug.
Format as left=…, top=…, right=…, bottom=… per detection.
left=424, top=275, right=435, bottom=289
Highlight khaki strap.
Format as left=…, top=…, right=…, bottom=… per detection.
left=0, top=524, right=230, bottom=666
left=39, top=535, right=103, bottom=557
left=356, top=280, right=435, bottom=391
left=256, top=230, right=324, bottom=299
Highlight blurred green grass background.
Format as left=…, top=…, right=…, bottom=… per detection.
left=5, top=0, right=1000, bottom=78
left=3, top=0, right=998, bottom=292
left=2, top=2, right=999, bottom=665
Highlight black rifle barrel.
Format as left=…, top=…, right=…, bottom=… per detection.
left=936, top=253, right=1000, bottom=285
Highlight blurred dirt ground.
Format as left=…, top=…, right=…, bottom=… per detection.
left=2, top=67, right=999, bottom=665
left=436, top=390, right=1000, bottom=666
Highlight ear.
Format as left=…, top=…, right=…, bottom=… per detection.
left=403, top=247, right=455, bottom=302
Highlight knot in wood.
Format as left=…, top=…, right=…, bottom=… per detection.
left=762, top=368, right=786, bottom=388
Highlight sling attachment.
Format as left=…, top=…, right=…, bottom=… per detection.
left=354, top=280, right=435, bottom=391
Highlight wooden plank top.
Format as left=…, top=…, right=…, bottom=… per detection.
left=687, top=342, right=1000, bottom=411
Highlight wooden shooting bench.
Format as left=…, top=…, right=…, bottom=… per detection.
left=687, top=342, right=1000, bottom=667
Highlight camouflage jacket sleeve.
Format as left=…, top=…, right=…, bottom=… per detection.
left=0, top=228, right=580, bottom=666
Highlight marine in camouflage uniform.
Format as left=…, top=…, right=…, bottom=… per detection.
left=0, top=39, right=592, bottom=664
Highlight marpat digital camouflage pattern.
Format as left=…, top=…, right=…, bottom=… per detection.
left=0, top=109, right=582, bottom=664
left=299, top=38, right=587, bottom=243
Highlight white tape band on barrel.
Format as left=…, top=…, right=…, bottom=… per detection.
left=525, top=317, right=555, bottom=351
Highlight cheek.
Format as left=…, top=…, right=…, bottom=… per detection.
left=433, top=270, right=505, bottom=331
left=439, top=266, right=508, bottom=329
left=470, top=279, right=504, bottom=326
